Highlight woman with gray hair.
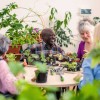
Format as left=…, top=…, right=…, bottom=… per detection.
left=77, top=18, right=94, bottom=60
left=0, top=34, right=18, bottom=97
left=78, top=23, right=100, bottom=89
left=0, top=34, right=11, bottom=57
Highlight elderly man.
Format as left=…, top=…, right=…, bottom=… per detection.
left=30, top=28, right=65, bottom=56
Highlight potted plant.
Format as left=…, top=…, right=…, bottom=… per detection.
left=23, top=49, right=48, bottom=83
left=34, top=62, right=48, bottom=83
left=61, top=53, right=81, bottom=71
left=0, top=3, right=41, bottom=54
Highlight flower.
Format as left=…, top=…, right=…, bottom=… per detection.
left=32, top=28, right=40, bottom=34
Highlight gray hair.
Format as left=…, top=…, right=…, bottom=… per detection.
left=0, top=34, right=11, bottom=55
left=78, top=18, right=94, bottom=34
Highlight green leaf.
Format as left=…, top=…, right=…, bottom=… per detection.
left=88, top=44, right=100, bottom=68
left=8, top=61, right=25, bottom=76
left=46, top=93, right=56, bottom=100
left=18, top=84, right=46, bottom=100
left=45, top=86, right=58, bottom=92
left=34, top=62, right=47, bottom=73
left=0, top=95, right=7, bottom=100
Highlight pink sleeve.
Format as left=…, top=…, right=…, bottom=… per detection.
left=0, top=60, right=18, bottom=94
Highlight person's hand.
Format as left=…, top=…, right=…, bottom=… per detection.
left=66, top=52, right=72, bottom=56
left=73, top=58, right=80, bottom=62
left=84, top=49, right=89, bottom=53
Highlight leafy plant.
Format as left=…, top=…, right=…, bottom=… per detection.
left=6, top=53, right=16, bottom=62
left=64, top=61, right=77, bottom=71
left=93, top=17, right=100, bottom=25
left=61, top=80, right=100, bottom=100
left=0, top=3, right=40, bottom=46
left=8, top=61, right=25, bottom=76
left=88, top=43, right=100, bottom=67
left=23, top=49, right=47, bottom=65
left=49, top=7, right=74, bottom=47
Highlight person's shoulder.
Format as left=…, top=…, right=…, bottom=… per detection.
left=55, top=45, right=63, bottom=50
left=0, top=59, right=6, bottom=64
left=31, top=42, right=43, bottom=48
left=0, top=60, right=8, bottom=68
left=79, top=41, right=85, bottom=47
left=80, top=41, right=85, bottom=45
left=82, top=58, right=91, bottom=68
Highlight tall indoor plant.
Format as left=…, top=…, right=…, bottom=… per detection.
left=49, top=7, right=74, bottom=47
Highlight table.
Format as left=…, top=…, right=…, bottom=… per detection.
left=23, top=66, right=81, bottom=87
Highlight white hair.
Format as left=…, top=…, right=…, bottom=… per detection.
left=78, top=19, right=94, bottom=34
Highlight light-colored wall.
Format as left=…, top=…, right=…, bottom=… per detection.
left=0, top=0, right=100, bottom=53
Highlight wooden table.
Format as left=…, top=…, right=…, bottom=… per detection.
left=22, top=66, right=81, bottom=88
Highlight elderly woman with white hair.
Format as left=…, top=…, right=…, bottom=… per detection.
left=77, top=18, right=94, bottom=60
left=0, top=34, right=18, bottom=97
left=78, top=23, right=100, bottom=89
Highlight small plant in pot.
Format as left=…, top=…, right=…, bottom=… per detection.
left=62, top=53, right=81, bottom=71
left=34, top=62, right=48, bottom=83
left=23, top=49, right=40, bottom=65
left=23, top=50, right=48, bottom=83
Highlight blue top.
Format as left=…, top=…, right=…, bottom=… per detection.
left=78, top=58, right=100, bottom=89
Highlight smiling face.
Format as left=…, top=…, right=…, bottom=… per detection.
left=45, top=32, right=56, bottom=45
left=80, top=31, right=93, bottom=42
left=78, top=19, right=94, bottom=43
left=41, top=28, right=56, bottom=46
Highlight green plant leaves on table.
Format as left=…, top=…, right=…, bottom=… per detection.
left=34, top=62, right=47, bottom=73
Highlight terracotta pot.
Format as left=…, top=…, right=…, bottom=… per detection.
left=7, top=45, right=21, bottom=54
